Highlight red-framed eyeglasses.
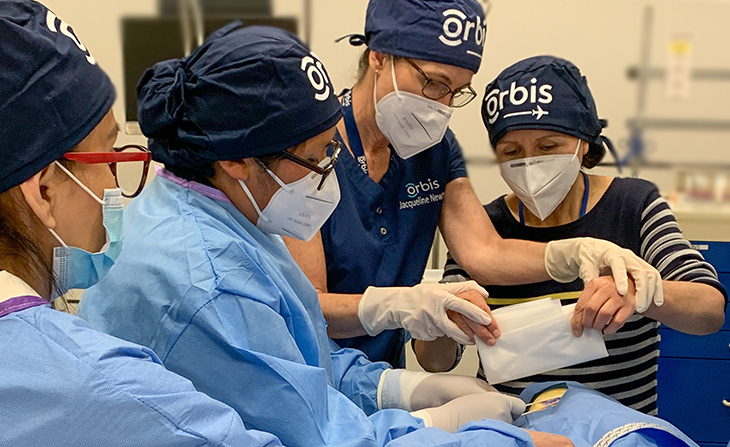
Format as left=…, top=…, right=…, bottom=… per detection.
left=62, top=145, right=152, bottom=198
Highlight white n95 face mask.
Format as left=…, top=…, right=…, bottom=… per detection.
left=48, top=161, right=124, bottom=299
left=239, top=161, right=341, bottom=241
left=374, top=56, right=453, bottom=159
left=500, top=138, right=583, bottom=221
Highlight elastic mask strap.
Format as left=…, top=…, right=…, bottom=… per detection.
left=238, top=179, right=267, bottom=222
left=389, top=55, right=401, bottom=99
left=54, top=161, right=104, bottom=205
left=574, top=138, right=582, bottom=159
left=262, top=165, right=291, bottom=191
left=48, top=228, right=69, bottom=248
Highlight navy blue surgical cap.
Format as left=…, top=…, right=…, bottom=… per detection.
left=138, top=24, right=343, bottom=169
left=345, top=0, right=486, bottom=73
left=0, top=0, right=116, bottom=194
left=482, top=56, right=611, bottom=158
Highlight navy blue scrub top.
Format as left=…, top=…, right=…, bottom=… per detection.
left=321, top=96, right=468, bottom=367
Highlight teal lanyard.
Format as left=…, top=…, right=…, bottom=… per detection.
left=519, top=173, right=590, bottom=224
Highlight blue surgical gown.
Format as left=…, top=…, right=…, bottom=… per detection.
left=79, top=171, right=532, bottom=447
left=516, top=382, right=698, bottom=447
left=0, top=299, right=282, bottom=446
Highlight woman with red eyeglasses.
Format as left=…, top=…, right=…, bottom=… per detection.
left=0, top=2, right=287, bottom=446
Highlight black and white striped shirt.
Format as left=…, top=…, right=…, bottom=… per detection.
left=442, top=177, right=726, bottom=415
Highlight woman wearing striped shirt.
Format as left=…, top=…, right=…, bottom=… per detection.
left=418, top=56, right=727, bottom=415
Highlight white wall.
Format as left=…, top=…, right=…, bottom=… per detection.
left=43, top=0, right=730, bottom=194
left=43, top=0, right=730, bottom=369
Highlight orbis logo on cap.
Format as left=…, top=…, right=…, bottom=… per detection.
left=301, top=53, right=331, bottom=102
left=45, top=10, right=96, bottom=65
left=439, top=8, right=486, bottom=58
left=484, top=78, right=553, bottom=124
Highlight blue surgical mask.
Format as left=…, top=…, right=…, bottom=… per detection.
left=48, top=161, right=124, bottom=298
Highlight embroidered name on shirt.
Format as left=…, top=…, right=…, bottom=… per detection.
left=399, top=191, right=445, bottom=209
left=400, top=179, right=444, bottom=209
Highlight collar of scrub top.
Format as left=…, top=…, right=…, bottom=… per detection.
left=518, top=171, right=590, bottom=224
left=155, top=165, right=233, bottom=204
left=0, top=270, right=49, bottom=317
left=340, top=90, right=371, bottom=175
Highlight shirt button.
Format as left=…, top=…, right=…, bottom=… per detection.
left=380, top=227, right=387, bottom=236
left=376, top=207, right=383, bottom=214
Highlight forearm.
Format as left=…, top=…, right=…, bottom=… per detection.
left=319, top=292, right=368, bottom=338
left=642, top=281, right=725, bottom=334
left=413, top=337, right=460, bottom=373
left=439, top=179, right=550, bottom=286
left=462, top=237, right=549, bottom=286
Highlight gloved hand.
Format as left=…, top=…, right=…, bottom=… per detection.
left=377, top=369, right=495, bottom=411
left=544, top=237, right=664, bottom=313
left=410, top=393, right=526, bottom=433
left=358, top=281, right=492, bottom=345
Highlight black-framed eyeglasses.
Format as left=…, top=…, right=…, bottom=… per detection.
left=62, top=144, right=152, bottom=198
left=259, top=140, right=342, bottom=191
left=404, top=58, right=477, bottom=108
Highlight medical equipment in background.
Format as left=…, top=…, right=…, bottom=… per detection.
left=624, top=5, right=730, bottom=177
left=122, top=0, right=303, bottom=135
left=475, top=298, right=607, bottom=385
left=178, top=0, right=204, bottom=56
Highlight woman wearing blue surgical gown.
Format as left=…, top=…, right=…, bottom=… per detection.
left=78, top=15, right=704, bottom=447
left=78, top=21, right=581, bottom=447
left=0, top=1, right=283, bottom=446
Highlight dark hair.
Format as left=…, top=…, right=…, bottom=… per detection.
left=256, top=152, right=285, bottom=168
left=0, top=188, right=53, bottom=296
left=582, top=142, right=606, bottom=169
left=165, top=151, right=286, bottom=187
left=164, top=162, right=216, bottom=187
left=0, top=159, right=91, bottom=300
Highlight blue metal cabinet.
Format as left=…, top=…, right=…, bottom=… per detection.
left=657, top=241, right=730, bottom=446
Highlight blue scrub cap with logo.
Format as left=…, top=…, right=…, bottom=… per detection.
left=0, top=0, right=115, bottom=194
left=482, top=56, right=617, bottom=164
left=343, top=0, right=487, bottom=73
left=138, top=24, right=343, bottom=170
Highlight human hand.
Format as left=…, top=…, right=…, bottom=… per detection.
left=524, top=430, right=575, bottom=447
left=378, top=369, right=497, bottom=411
left=411, top=393, right=526, bottom=433
left=544, top=237, right=663, bottom=313
left=572, top=275, right=637, bottom=337
left=359, top=281, right=492, bottom=344
left=410, top=372, right=497, bottom=411
left=446, top=289, right=500, bottom=345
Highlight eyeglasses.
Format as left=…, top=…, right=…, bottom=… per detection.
left=259, top=140, right=342, bottom=191
left=404, top=58, right=477, bottom=108
left=62, top=145, right=152, bottom=198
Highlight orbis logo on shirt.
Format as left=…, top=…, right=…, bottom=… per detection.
left=439, top=9, right=486, bottom=58
left=484, top=78, right=554, bottom=124
left=400, top=179, right=443, bottom=210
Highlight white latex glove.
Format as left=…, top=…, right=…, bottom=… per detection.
left=358, top=281, right=492, bottom=345
left=544, top=237, right=664, bottom=313
left=411, top=393, right=526, bottom=433
left=377, top=369, right=495, bottom=411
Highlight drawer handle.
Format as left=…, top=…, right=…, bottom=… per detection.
left=724, top=400, right=730, bottom=408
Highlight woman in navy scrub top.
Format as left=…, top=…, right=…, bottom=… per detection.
left=284, top=0, right=665, bottom=368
